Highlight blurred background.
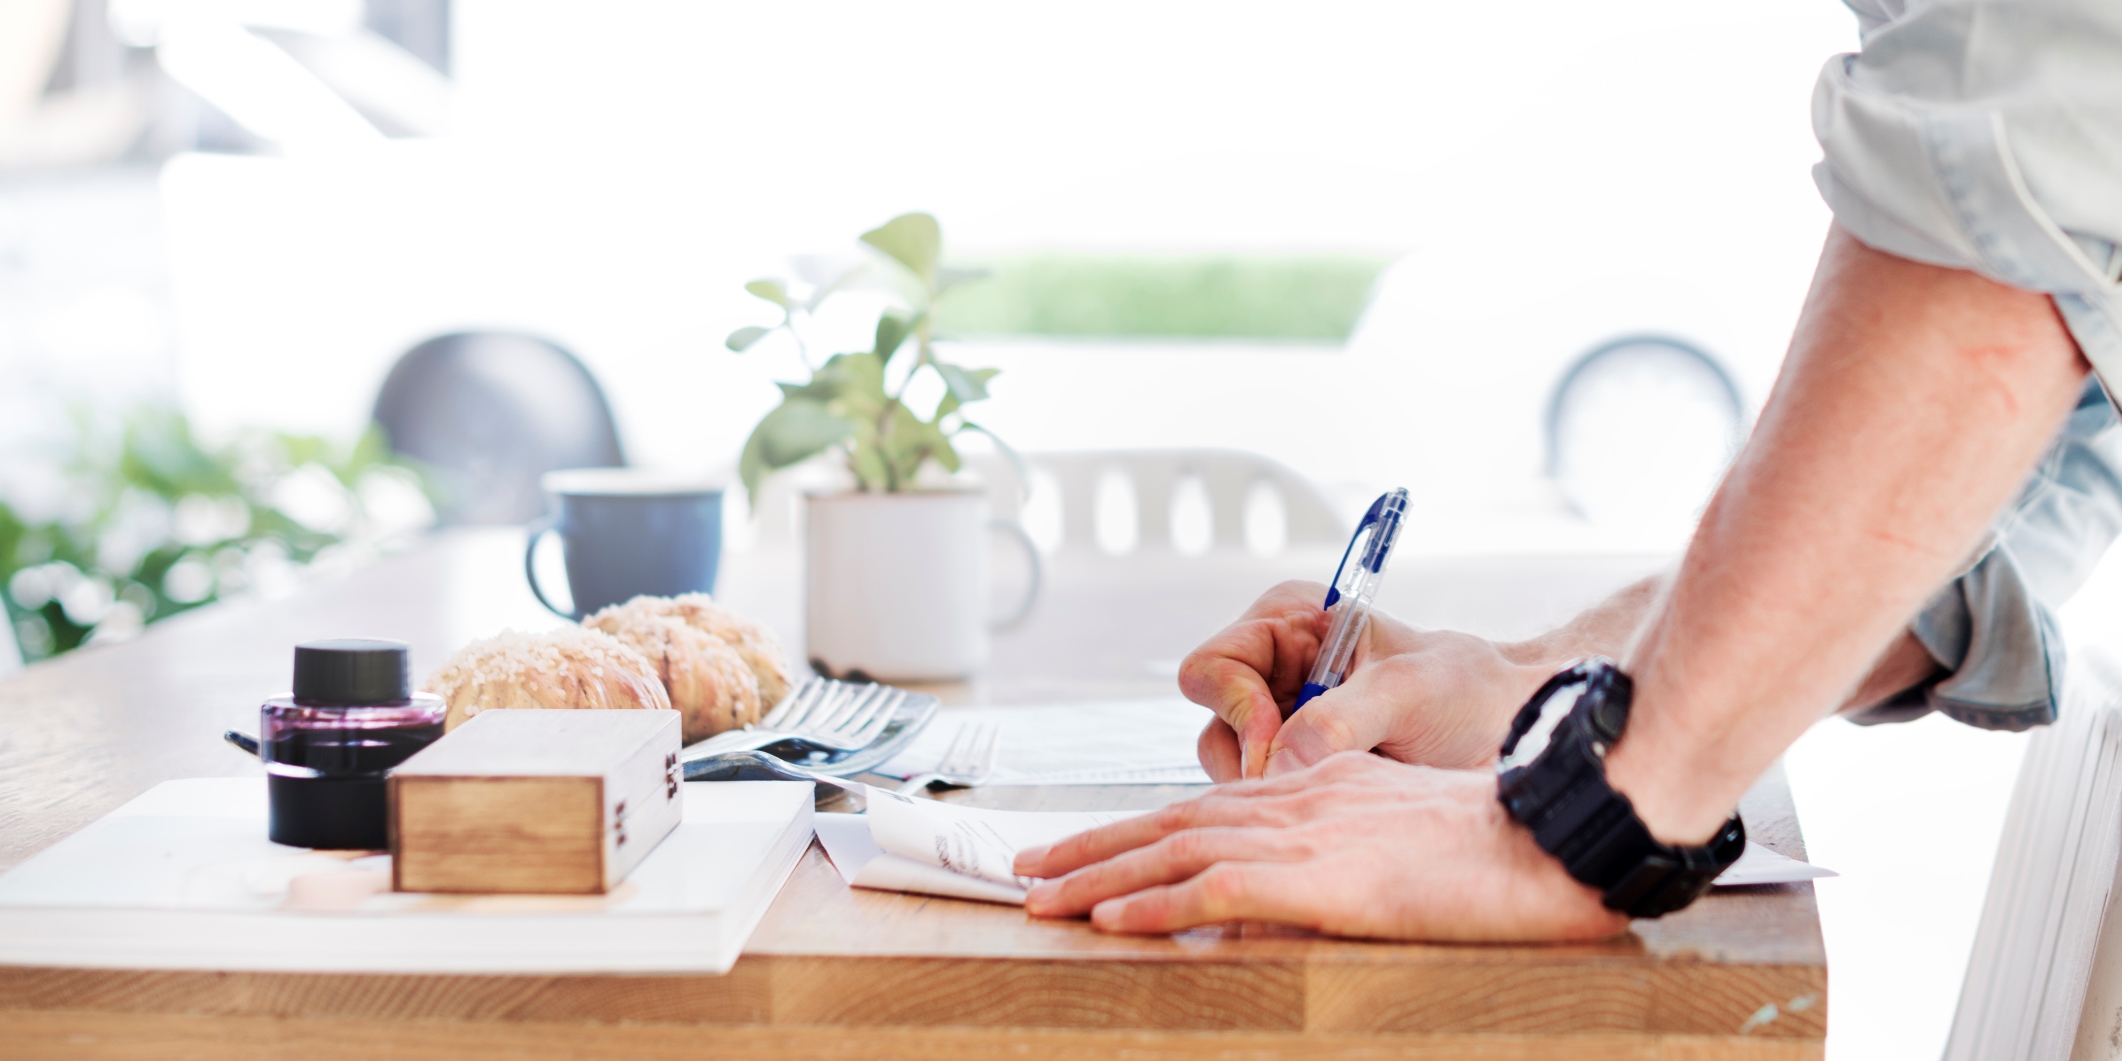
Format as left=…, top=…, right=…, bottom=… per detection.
left=0, top=1, right=2047, bottom=1056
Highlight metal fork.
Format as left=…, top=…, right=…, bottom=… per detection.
left=894, top=723, right=1001, bottom=795
left=686, top=676, right=909, bottom=757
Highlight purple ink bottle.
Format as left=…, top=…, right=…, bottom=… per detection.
left=261, top=639, right=444, bottom=849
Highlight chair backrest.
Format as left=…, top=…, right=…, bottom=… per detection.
left=970, top=447, right=1345, bottom=555
left=372, top=332, right=625, bottom=525
left=740, top=447, right=1345, bottom=557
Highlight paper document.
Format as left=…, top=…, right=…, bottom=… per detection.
left=815, top=788, right=1141, bottom=904
left=817, top=792, right=1826, bottom=907
left=877, top=699, right=1213, bottom=785
left=1714, top=842, right=1837, bottom=887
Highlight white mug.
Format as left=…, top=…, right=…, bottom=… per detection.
left=804, top=490, right=1041, bottom=681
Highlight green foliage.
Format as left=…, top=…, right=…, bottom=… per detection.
left=726, top=213, right=1012, bottom=502
left=933, top=255, right=1390, bottom=340
left=0, top=406, right=436, bottom=664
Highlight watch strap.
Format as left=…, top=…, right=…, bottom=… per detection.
left=1497, top=659, right=1746, bottom=918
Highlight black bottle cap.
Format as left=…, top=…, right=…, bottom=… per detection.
left=292, top=639, right=411, bottom=705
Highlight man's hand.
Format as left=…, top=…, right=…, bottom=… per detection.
left=1013, top=752, right=1625, bottom=941
left=1180, top=581, right=1589, bottom=781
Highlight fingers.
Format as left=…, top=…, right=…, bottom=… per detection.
left=1023, top=826, right=1306, bottom=917
left=1197, top=717, right=1242, bottom=783
left=1183, top=655, right=1285, bottom=779
left=1264, top=676, right=1407, bottom=776
left=1088, top=861, right=1326, bottom=934
left=1014, top=797, right=1254, bottom=878
left=1178, top=581, right=1332, bottom=779
left=1015, top=755, right=1409, bottom=879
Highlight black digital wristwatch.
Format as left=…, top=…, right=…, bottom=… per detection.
left=1495, top=658, right=1745, bottom=918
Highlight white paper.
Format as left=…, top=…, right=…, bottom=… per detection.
left=814, top=789, right=1139, bottom=905
left=816, top=802, right=1828, bottom=903
left=1711, top=841, right=1837, bottom=887
left=878, top=699, right=1213, bottom=785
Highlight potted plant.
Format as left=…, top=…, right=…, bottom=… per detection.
left=726, top=213, right=1038, bottom=681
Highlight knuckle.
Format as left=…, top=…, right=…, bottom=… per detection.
left=1305, top=711, right=1363, bottom=752
left=1153, top=800, right=1201, bottom=832
left=1200, top=863, right=1251, bottom=906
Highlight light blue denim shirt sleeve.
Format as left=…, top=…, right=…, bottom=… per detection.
left=1849, top=380, right=2122, bottom=730
left=1812, top=0, right=2122, bottom=392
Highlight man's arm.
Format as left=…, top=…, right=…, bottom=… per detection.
left=1606, top=227, right=2087, bottom=843
left=1015, top=226, right=2087, bottom=938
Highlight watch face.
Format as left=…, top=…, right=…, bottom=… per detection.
left=1497, top=680, right=1584, bottom=774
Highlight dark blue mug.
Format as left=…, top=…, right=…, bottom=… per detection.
left=524, top=469, right=724, bottom=620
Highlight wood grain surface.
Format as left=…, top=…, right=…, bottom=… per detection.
left=0, top=530, right=1819, bottom=1059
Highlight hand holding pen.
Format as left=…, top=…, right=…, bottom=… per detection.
left=1291, top=488, right=1409, bottom=714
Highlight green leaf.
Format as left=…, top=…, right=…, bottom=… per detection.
left=932, top=362, right=999, bottom=405
left=738, top=398, right=852, bottom=502
left=726, top=325, right=771, bottom=352
left=860, top=213, right=941, bottom=285
left=955, top=420, right=1028, bottom=498
left=744, top=279, right=791, bottom=308
left=935, top=265, right=991, bottom=299
left=813, top=352, right=888, bottom=404
left=848, top=442, right=892, bottom=492
left=930, top=433, right=963, bottom=474
left=873, top=314, right=912, bottom=367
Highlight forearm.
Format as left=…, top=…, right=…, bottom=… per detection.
left=1501, top=575, right=1667, bottom=671
left=1505, top=573, right=1937, bottom=716
left=1606, top=227, right=2089, bottom=843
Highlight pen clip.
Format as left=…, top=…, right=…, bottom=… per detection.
left=1322, top=492, right=1391, bottom=611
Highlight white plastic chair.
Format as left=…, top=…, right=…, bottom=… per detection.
left=742, top=448, right=1345, bottom=557
left=968, top=447, right=1344, bottom=556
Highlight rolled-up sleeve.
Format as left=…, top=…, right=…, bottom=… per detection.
left=1813, top=0, right=2122, bottom=388
left=1850, top=380, right=2122, bottom=729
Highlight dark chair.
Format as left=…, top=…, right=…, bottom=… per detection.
left=372, top=332, right=625, bottom=525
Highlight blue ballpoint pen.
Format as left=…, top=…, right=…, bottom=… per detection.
left=1290, top=488, right=1409, bottom=715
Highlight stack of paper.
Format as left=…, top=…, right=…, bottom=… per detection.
left=877, top=699, right=1213, bottom=785
left=816, top=785, right=1830, bottom=907
left=1945, top=656, right=2122, bottom=1061
left=0, top=778, right=813, bottom=974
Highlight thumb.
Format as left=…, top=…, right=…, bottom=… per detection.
left=1264, top=684, right=1399, bottom=776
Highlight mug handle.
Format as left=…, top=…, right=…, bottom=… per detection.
left=523, top=516, right=575, bottom=619
left=988, top=517, right=1043, bottom=631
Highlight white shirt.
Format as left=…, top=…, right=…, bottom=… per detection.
left=1813, top=0, right=2122, bottom=386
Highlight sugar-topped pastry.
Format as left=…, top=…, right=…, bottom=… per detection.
left=424, top=626, right=670, bottom=732
left=588, top=594, right=792, bottom=711
left=583, top=608, right=763, bottom=742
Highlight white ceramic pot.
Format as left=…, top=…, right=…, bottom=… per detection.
left=804, top=490, right=1041, bottom=681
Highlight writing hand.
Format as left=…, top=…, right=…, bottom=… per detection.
left=1180, top=582, right=1553, bottom=780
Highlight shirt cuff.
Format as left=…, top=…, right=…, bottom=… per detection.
left=1846, top=544, right=2066, bottom=732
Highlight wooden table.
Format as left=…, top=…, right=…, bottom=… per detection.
left=0, top=530, right=1822, bottom=1059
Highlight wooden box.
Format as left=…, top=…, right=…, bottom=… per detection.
left=388, top=709, right=684, bottom=894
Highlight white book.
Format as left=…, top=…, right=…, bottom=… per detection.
left=0, top=778, right=813, bottom=975
left=1945, top=655, right=2122, bottom=1061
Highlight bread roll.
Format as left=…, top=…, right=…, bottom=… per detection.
left=584, top=611, right=763, bottom=742
left=606, top=593, right=793, bottom=710
left=425, top=627, right=670, bottom=732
